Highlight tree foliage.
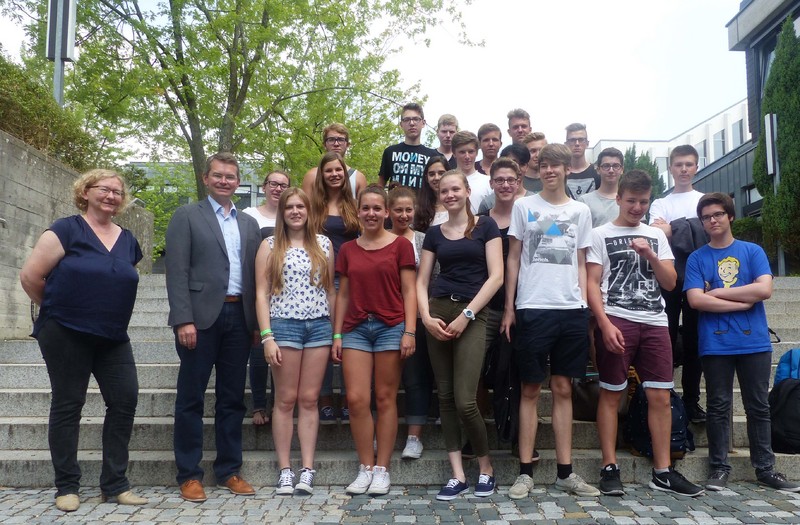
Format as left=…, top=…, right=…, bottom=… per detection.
left=2, top=0, right=473, bottom=198
left=0, top=53, right=101, bottom=172
left=753, top=17, right=800, bottom=258
left=623, top=144, right=665, bottom=201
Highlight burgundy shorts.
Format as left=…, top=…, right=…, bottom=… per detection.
left=595, top=315, right=674, bottom=391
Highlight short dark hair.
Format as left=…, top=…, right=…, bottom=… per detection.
left=204, top=152, right=239, bottom=179
left=697, top=192, right=735, bottom=221
left=490, top=157, right=521, bottom=178
left=617, top=169, right=652, bottom=197
left=499, top=143, right=531, bottom=166
left=669, top=144, right=699, bottom=165
left=477, top=123, right=502, bottom=141
left=451, top=131, right=479, bottom=152
left=401, top=102, right=424, bottom=120
left=565, top=123, right=586, bottom=134
left=596, top=147, right=624, bottom=167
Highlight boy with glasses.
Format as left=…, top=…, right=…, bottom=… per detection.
left=378, top=103, right=440, bottom=190
left=685, top=193, right=800, bottom=492
left=302, top=123, right=367, bottom=198
left=564, top=123, right=600, bottom=199
left=579, top=147, right=623, bottom=227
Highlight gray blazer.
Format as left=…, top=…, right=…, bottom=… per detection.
left=165, top=199, right=262, bottom=331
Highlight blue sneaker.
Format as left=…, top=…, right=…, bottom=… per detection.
left=474, top=473, right=496, bottom=497
left=436, top=478, right=469, bottom=501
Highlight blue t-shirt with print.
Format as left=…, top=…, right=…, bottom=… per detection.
left=683, top=240, right=772, bottom=356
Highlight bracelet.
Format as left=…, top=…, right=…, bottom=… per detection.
left=333, top=333, right=343, bottom=340
left=261, top=336, right=275, bottom=344
left=403, top=331, right=416, bottom=338
left=260, top=328, right=273, bottom=337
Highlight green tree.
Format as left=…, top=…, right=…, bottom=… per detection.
left=753, top=17, right=800, bottom=259
left=623, top=144, right=665, bottom=201
left=2, top=0, right=473, bottom=198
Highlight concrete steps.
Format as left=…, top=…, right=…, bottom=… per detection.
left=0, top=274, right=797, bottom=487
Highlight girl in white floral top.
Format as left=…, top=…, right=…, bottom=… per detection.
left=255, top=187, right=335, bottom=496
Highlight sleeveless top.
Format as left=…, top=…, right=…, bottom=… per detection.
left=267, top=234, right=331, bottom=319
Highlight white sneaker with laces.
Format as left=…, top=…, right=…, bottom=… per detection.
left=508, top=474, right=534, bottom=499
left=346, top=464, right=373, bottom=495
left=275, top=468, right=295, bottom=495
left=401, top=436, right=423, bottom=459
left=554, top=472, right=601, bottom=497
left=368, top=465, right=391, bottom=495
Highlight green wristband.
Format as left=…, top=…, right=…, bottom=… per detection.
left=333, top=333, right=343, bottom=340
left=260, top=328, right=273, bottom=337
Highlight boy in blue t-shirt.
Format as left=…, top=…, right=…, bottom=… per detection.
left=684, top=192, right=799, bottom=492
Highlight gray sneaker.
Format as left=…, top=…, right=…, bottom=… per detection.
left=508, top=474, right=534, bottom=499
left=705, top=470, right=729, bottom=491
left=758, top=471, right=800, bottom=492
left=554, top=472, right=601, bottom=497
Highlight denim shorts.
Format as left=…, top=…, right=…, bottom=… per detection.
left=271, top=317, right=333, bottom=349
left=342, top=316, right=405, bottom=353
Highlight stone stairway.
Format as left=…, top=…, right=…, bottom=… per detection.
left=1, top=275, right=799, bottom=488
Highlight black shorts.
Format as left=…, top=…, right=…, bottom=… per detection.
left=514, top=308, right=590, bottom=384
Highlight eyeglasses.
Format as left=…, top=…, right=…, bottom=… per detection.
left=401, top=117, right=423, bottom=124
left=324, top=137, right=347, bottom=145
left=599, top=163, right=622, bottom=171
left=265, top=180, right=290, bottom=190
left=89, top=185, right=125, bottom=197
left=700, top=211, right=728, bottom=223
left=209, top=173, right=238, bottom=182
left=492, top=177, right=519, bottom=186
left=566, top=138, right=588, bottom=145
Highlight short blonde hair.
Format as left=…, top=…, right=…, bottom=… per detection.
left=73, top=169, right=131, bottom=213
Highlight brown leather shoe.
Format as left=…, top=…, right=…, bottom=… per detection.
left=219, top=475, right=255, bottom=495
left=179, top=479, right=207, bottom=502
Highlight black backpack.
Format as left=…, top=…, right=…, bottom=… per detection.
left=769, top=378, right=800, bottom=453
left=624, top=384, right=695, bottom=459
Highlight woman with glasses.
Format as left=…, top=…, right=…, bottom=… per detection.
left=20, top=170, right=147, bottom=512
left=243, top=170, right=292, bottom=427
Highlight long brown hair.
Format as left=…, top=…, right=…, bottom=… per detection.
left=310, top=152, right=360, bottom=235
left=439, top=170, right=477, bottom=239
left=267, top=188, right=332, bottom=295
left=416, top=156, right=448, bottom=232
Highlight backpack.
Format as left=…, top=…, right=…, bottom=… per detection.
left=624, top=384, right=695, bottom=459
left=774, top=348, right=800, bottom=387
left=769, top=378, right=800, bottom=453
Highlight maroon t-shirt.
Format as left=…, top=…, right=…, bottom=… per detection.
left=336, top=236, right=416, bottom=332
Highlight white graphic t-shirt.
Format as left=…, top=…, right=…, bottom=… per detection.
left=587, top=222, right=674, bottom=326
left=508, top=194, right=592, bottom=309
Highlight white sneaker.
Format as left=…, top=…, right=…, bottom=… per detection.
left=508, top=474, right=534, bottom=499
left=401, top=436, right=423, bottom=459
left=368, top=465, right=391, bottom=495
left=294, top=468, right=315, bottom=495
left=554, top=472, right=601, bottom=497
left=275, top=468, right=295, bottom=495
left=346, top=464, right=373, bottom=495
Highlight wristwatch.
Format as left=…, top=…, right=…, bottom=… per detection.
left=462, top=308, right=475, bottom=321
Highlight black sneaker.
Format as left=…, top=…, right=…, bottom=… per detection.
left=758, top=471, right=800, bottom=492
left=649, top=468, right=704, bottom=497
left=705, top=470, right=729, bottom=491
left=599, top=464, right=624, bottom=496
left=685, top=401, right=707, bottom=424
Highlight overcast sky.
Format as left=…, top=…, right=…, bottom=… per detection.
left=385, top=0, right=747, bottom=146
left=0, top=0, right=747, bottom=148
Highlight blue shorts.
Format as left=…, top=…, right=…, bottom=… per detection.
left=271, top=317, right=333, bottom=350
left=342, top=316, right=405, bottom=353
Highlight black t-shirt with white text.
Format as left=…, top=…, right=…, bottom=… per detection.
left=379, top=142, right=440, bottom=190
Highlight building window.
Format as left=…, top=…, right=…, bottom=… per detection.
left=744, top=185, right=762, bottom=205
left=731, top=120, right=744, bottom=149
left=713, top=130, right=726, bottom=159
left=694, top=140, right=707, bottom=168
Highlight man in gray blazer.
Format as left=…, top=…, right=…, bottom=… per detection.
left=165, top=152, right=262, bottom=502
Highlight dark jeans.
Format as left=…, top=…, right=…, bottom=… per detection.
left=248, top=345, right=272, bottom=411
left=703, top=351, right=775, bottom=474
left=402, top=324, right=433, bottom=426
left=37, top=319, right=139, bottom=497
left=662, top=282, right=702, bottom=404
left=174, top=302, right=250, bottom=484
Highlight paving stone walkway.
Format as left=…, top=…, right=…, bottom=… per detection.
left=2, top=483, right=800, bottom=524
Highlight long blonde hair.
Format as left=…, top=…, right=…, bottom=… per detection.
left=310, top=152, right=360, bottom=235
left=439, top=170, right=477, bottom=239
left=268, top=188, right=332, bottom=295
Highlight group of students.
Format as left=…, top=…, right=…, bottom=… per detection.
left=244, top=103, right=800, bottom=502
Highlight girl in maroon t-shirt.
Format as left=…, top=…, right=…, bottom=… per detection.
left=332, top=186, right=417, bottom=496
